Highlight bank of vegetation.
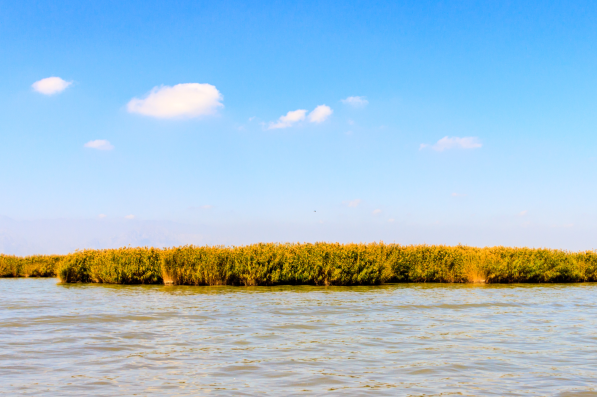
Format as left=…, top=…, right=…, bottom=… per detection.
left=2, top=244, right=597, bottom=285
left=0, top=254, right=62, bottom=278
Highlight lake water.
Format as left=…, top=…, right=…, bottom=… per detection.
left=1, top=279, right=597, bottom=396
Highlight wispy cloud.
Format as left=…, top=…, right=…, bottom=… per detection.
left=269, top=109, right=307, bottom=129
left=98, top=214, right=107, bottom=219
left=188, top=205, right=213, bottom=211
left=346, top=199, right=362, bottom=208
left=550, top=223, right=574, bottom=228
left=451, top=192, right=466, bottom=197
left=127, top=83, right=223, bottom=119
left=519, top=210, right=528, bottom=216
left=421, top=136, right=482, bottom=152
left=372, top=209, right=382, bottom=215
left=32, top=77, right=72, bottom=95
left=341, top=96, right=368, bottom=107
left=308, top=105, right=333, bottom=123
left=269, top=104, right=333, bottom=129
left=124, top=215, right=135, bottom=220
left=84, top=140, right=114, bottom=150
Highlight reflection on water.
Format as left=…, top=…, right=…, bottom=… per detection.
left=1, top=279, right=597, bottom=396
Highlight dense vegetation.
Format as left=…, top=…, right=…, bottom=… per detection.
left=3, top=243, right=597, bottom=285
left=0, top=254, right=62, bottom=278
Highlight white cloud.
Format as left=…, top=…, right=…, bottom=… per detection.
left=98, top=214, right=107, bottom=219
left=84, top=140, right=114, bottom=150
left=32, top=77, right=72, bottom=95
left=341, top=96, right=368, bottom=107
left=373, top=209, right=382, bottom=215
left=127, top=83, right=223, bottom=119
left=388, top=218, right=395, bottom=223
left=124, top=215, right=135, bottom=220
left=519, top=210, right=528, bottom=216
left=202, top=205, right=213, bottom=209
left=269, top=104, right=333, bottom=129
left=308, top=105, right=333, bottom=123
left=269, top=109, right=307, bottom=129
left=346, top=199, right=362, bottom=208
left=451, top=193, right=466, bottom=197
left=423, top=136, right=482, bottom=152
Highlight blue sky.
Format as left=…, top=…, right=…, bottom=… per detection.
left=1, top=0, right=597, bottom=254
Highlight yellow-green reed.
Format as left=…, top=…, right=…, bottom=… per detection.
left=161, top=243, right=391, bottom=286
left=4, top=243, right=597, bottom=285
left=58, top=247, right=162, bottom=284
left=0, top=254, right=63, bottom=277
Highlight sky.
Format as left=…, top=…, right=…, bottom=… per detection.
left=1, top=0, right=597, bottom=254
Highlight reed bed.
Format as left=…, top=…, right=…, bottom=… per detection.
left=3, top=244, right=597, bottom=285
left=58, top=247, right=162, bottom=284
left=0, top=254, right=63, bottom=278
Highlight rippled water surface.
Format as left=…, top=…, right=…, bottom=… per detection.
left=2, top=279, right=597, bottom=396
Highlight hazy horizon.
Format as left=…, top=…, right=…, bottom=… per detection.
left=1, top=215, right=594, bottom=256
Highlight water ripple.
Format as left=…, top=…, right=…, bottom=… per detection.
left=1, top=279, right=597, bottom=395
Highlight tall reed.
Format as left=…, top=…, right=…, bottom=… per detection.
left=0, top=254, right=63, bottom=277
left=58, top=248, right=162, bottom=284
left=4, top=243, right=597, bottom=285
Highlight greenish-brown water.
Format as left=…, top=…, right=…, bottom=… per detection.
left=2, top=279, right=597, bottom=395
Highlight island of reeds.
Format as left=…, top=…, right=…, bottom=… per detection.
left=2, top=243, right=597, bottom=285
